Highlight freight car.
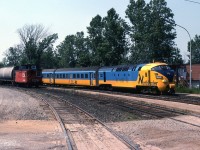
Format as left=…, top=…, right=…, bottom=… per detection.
left=0, top=64, right=42, bottom=87
left=42, top=62, right=175, bottom=94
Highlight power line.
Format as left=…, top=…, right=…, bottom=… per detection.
left=185, top=0, right=200, bottom=5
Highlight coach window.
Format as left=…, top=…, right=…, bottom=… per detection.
left=73, top=74, right=76, bottom=79
left=85, top=74, right=88, bottom=79
left=138, top=67, right=142, bottom=71
left=47, top=74, right=49, bottom=78
left=81, top=74, right=84, bottom=78
left=94, top=73, right=96, bottom=79
left=70, top=74, right=72, bottom=79
left=77, top=74, right=80, bottom=78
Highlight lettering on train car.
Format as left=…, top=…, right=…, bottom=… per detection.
left=138, top=74, right=144, bottom=84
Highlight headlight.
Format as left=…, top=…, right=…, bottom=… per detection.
left=162, top=79, right=168, bottom=83
left=156, top=76, right=163, bottom=79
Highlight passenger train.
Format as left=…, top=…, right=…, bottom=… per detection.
left=42, top=62, right=175, bottom=94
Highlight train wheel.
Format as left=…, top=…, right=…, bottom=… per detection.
left=136, top=86, right=141, bottom=94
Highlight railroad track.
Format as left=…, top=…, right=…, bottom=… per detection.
left=44, top=86, right=200, bottom=128
left=17, top=87, right=139, bottom=150
left=83, top=87, right=200, bottom=105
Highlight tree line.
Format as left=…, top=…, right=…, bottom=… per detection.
left=1, top=0, right=199, bottom=69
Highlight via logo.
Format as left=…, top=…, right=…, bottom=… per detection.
left=138, top=74, right=144, bottom=84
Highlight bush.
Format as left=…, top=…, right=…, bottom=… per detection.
left=176, top=86, right=200, bottom=94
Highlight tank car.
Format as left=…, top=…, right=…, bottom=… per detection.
left=0, top=66, right=16, bottom=84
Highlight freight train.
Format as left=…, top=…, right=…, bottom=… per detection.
left=42, top=62, right=175, bottom=94
left=0, top=64, right=42, bottom=87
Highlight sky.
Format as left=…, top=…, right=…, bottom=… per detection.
left=0, top=0, right=200, bottom=62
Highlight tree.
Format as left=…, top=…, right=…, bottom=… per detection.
left=148, top=0, right=176, bottom=62
left=57, top=32, right=91, bottom=68
left=87, top=15, right=104, bottom=66
left=126, top=0, right=177, bottom=63
left=3, top=45, right=22, bottom=66
left=75, top=32, right=91, bottom=67
left=17, top=24, right=58, bottom=67
left=87, top=9, right=128, bottom=66
left=188, top=35, right=200, bottom=64
left=126, top=0, right=151, bottom=63
left=0, top=62, right=4, bottom=68
left=57, top=35, right=76, bottom=68
left=41, top=47, right=59, bottom=69
left=169, top=47, right=183, bottom=64
left=101, top=8, right=128, bottom=66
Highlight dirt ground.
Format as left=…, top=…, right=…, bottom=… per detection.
left=108, top=115, right=200, bottom=150
left=0, top=120, right=66, bottom=150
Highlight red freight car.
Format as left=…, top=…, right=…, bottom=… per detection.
left=15, top=65, right=42, bottom=87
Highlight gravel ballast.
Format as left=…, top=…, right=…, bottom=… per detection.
left=0, top=87, right=48, bottom=120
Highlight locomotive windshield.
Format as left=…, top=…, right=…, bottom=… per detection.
left=151, top=65, right=171, bottom=71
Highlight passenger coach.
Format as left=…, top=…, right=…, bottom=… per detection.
left=42, top=67, right=99, bottom=86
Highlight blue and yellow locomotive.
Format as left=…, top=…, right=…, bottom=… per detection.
left=42, top=62, right=175, bottom=94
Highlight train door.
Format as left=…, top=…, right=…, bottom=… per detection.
left=90, top=72, right=95, bottom=86
left=103, top=72, right=106, bottom=82
left=148, top=70, right=151, bottom=85
left=49, top=73, right=53, bottom=84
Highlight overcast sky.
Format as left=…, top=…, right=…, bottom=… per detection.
left=0, top=0, right=199, bottom=62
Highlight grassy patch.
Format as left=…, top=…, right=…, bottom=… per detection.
left=176, top=87, right=200, bottom=94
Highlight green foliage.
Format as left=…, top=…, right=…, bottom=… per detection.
left=102, top=8, right=128, bottom=66
left=126, top=0, right=151, bottom=63
left=87, top=8, right=128, bottom=66
left=169, top=47, right=183, bottom=65
left=0, top=62, right=4, bottom=68
left=188, top=35, right=200, bottom=64
left=176, top=87, right=200, bottom=94
left=3, top=45, right=22, bottom=66
left=57, top=32, right=91, bottom=68
left=87, top=15, right=104, bottom=66
left=126, top=0, right=178, bottom=64
left=57, top=35, right=76, bottom=68
left=74, top=32, right=91, bottom=67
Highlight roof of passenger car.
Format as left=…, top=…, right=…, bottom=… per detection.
left=43, top=67, right=99, bottom=73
